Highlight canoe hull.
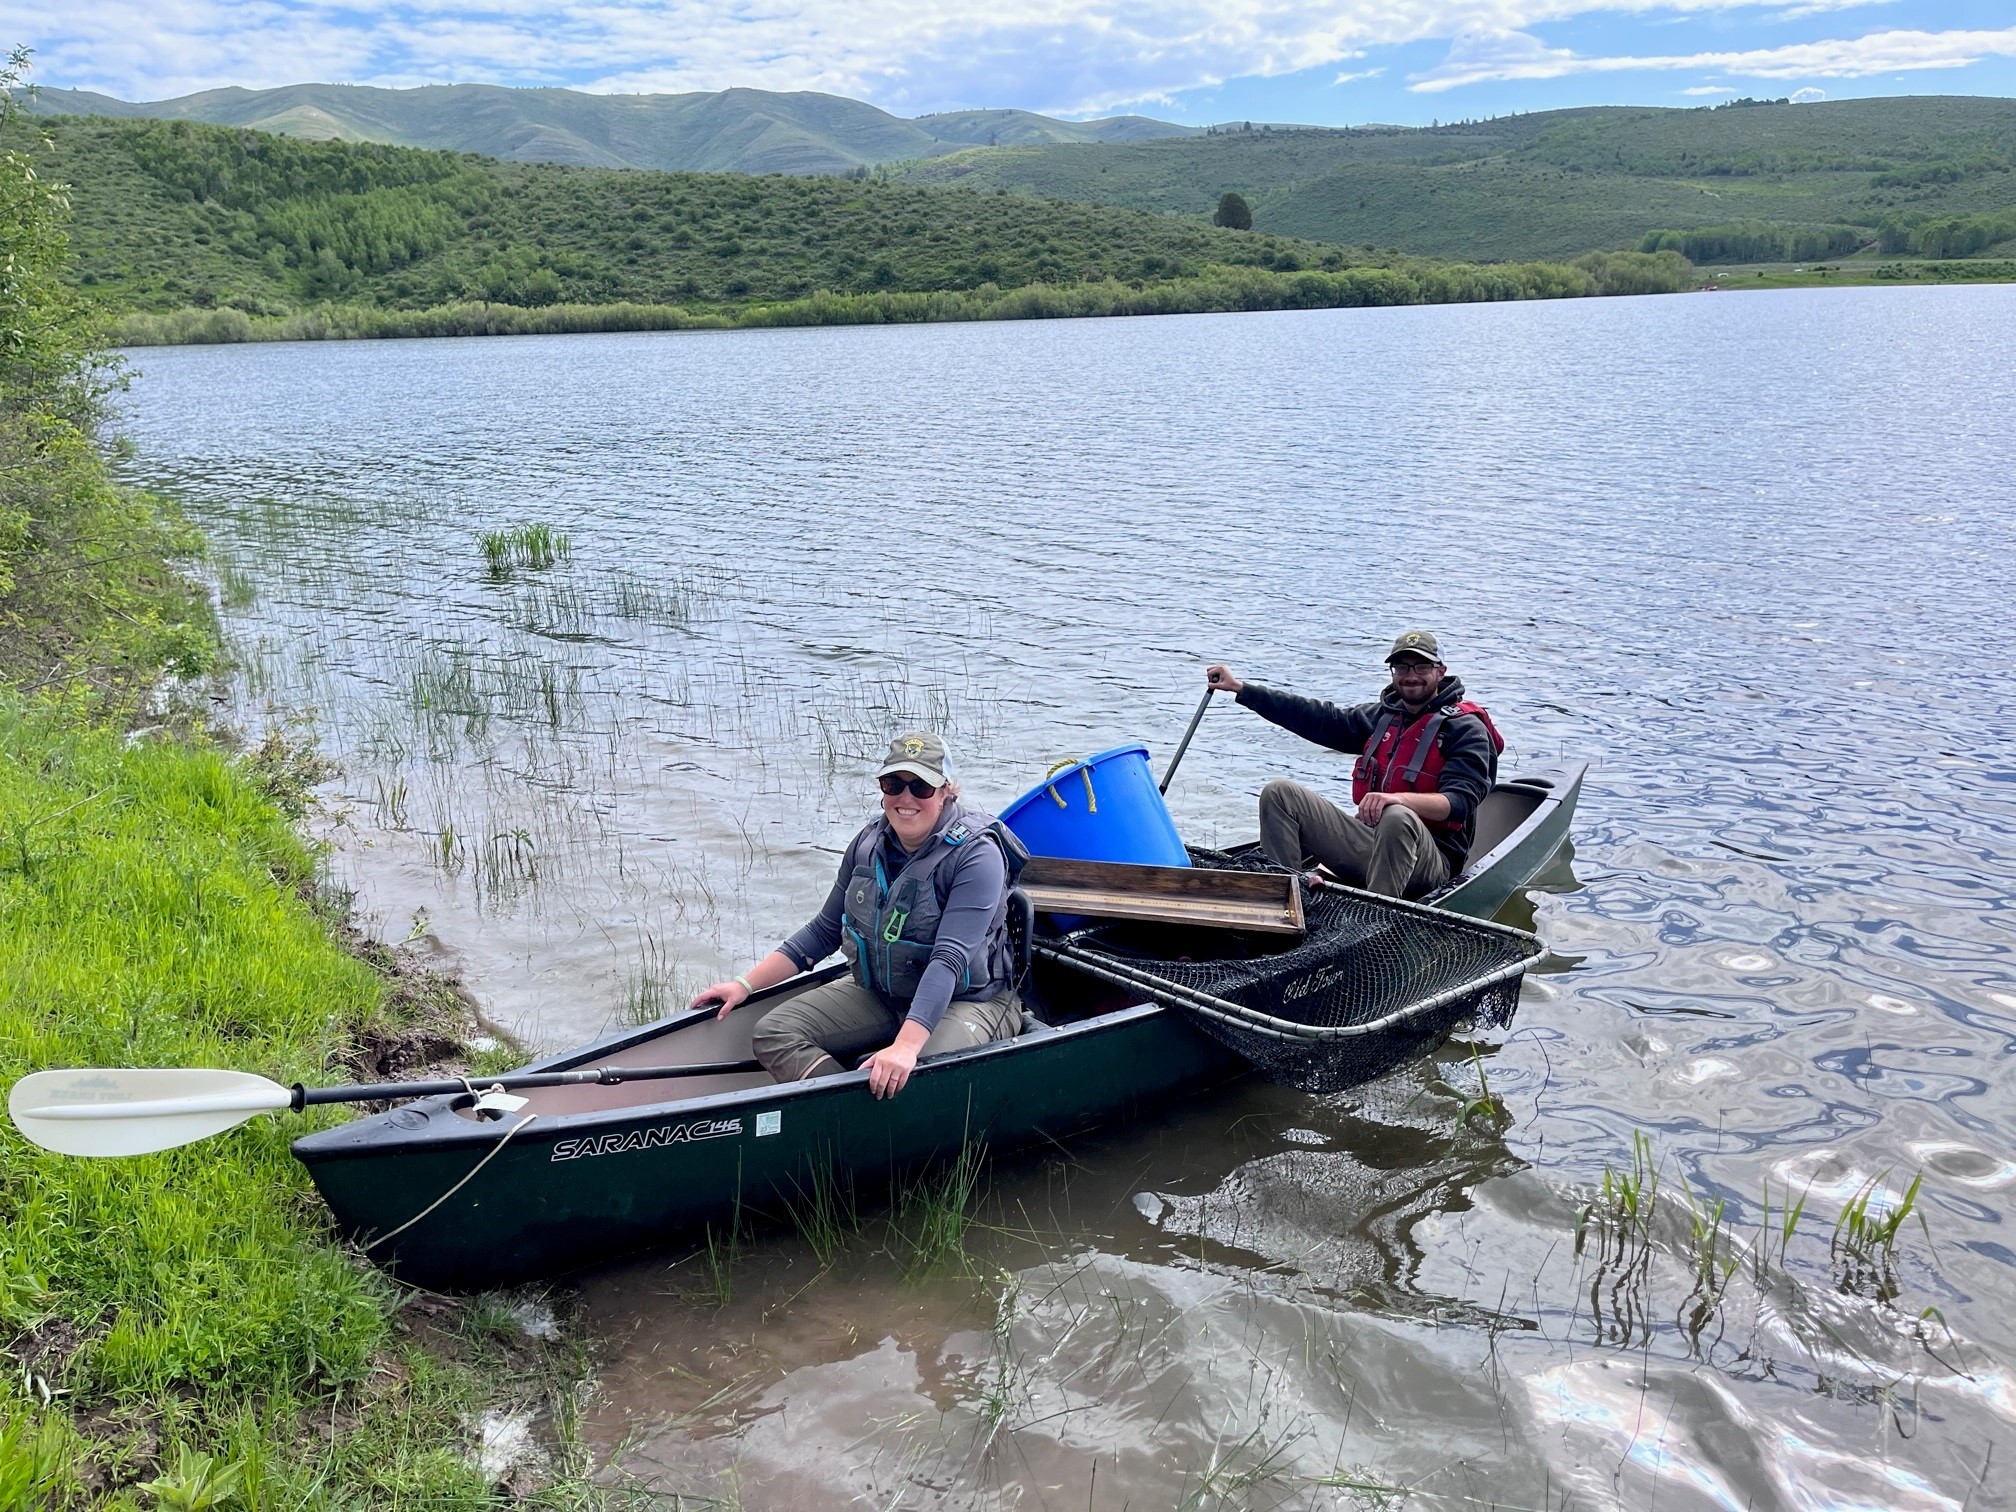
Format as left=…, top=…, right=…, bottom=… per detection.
left=296, top=987, right=1241, bottom=1291
left=295, top=764, right=1583, bottom=1291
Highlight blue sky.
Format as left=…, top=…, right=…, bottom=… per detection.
left=9, top=0, right=2015, bottom=126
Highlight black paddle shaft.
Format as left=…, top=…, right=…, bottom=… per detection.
left=1159, top=685, right=1217, bottom=795
left=289, top=1059, right=763, bottom=1110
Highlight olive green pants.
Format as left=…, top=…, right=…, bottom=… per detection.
left=1257, top=778, right=1451, bottom=899
left=751, top=977, right=1023, bottom=1083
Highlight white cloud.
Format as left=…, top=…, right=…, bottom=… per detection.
left=1408, top=24, right=2016, bottom=93
left=1334, top=67, right=1386, bottom=84
left=1773, top=0, right=1896, bottom=18
left=14, top=0, right=2016, bottom=119
left=1789, top=85, right=1826, bottom=100
left=1680, top=84, right=1737, bottom=93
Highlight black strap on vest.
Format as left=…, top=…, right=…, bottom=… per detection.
left=1357, top=710, right=1397, bottom=788
left=1398, top=709, right=1451, bottom=787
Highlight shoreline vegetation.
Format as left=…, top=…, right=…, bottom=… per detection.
left=1, top=52, right=588, bottom=1505
left=113, top=253, right=1699, bottom=346
left=108, top=250, right=2016, bottom=351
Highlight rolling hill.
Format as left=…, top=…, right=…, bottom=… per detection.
left=27, top=114, right=1697, bottom=344
left=35, top=115, right=1347, bottom=315
left=890, top=96, right=2016, bottom=262
left=22, top=82, right=1196, bottom=176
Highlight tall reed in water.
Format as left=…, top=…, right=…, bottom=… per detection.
left=478, top=523, right=571, bottom=577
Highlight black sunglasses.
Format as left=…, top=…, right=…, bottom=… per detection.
left=878, top=774, right=939, bottom=799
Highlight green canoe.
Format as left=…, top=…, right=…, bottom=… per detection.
left=293, top=764, right=1583, bottom=1290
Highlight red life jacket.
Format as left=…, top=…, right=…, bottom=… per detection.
left=1351, top=702, right=1505, bottom=832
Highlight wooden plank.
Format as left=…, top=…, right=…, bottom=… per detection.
left=1018, top=856, right=1305, bottom=935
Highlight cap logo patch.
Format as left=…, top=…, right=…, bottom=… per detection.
left=903, top=737, right=924, bottom=758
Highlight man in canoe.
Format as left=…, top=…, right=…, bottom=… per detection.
left=691, top=732, right=1028, bottom=1098
left=1205, top=630, right=1502, bottom=898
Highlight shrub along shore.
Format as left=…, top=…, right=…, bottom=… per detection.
left=1, top=57, right=582, bottom=1506
left=113, top=252, right=1698, bottom=346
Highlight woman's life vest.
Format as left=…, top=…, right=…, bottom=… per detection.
left=838, top=807, right=1029, bottom=1003
left=1351, top=702, right=1505, bottom=833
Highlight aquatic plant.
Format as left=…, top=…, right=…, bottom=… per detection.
left=478, top=522, right=571, bottom=577
left=1173, top=1420, right=1305, bottom=1511
left=785, top=1155, right=861, bottom=1267
left=893, top=1140, right=989, bottom=1280
left=1679, top=1185, right=1742, bottom=1354
left=1752, top=1175, right=1811, bottom=1288
left=972, top=1268, right=1027, bottom=1451
left=621, top=938, right=680, bottom=1026
left=1832, top=1170, right=1926, bottom=1300
left=1574, top=1131, right=1662, bottom=1348
left=1454, top=1043, right=1510, bottom=1133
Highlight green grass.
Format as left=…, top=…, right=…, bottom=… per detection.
left=0, top=696, right=559, bottom=1504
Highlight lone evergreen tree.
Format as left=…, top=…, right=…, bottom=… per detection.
left=1213, top=192, right=1253, bottom=231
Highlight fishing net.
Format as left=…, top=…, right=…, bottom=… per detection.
left=1042, top=847, right=1542, bottom=1094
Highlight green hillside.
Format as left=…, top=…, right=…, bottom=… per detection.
left=28, top=115, right=1700, bottom=344
left=23, top=82, right=1196, bottom=176
left=891, top=97, right=2016, bottom=262
left=37, top=114, right=1378, bottom=315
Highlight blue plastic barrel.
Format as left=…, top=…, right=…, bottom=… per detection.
left=1000, top=744, right=1192, bottom=868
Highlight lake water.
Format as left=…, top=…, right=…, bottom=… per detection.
left=119, top=286, right=2016, bottom=1509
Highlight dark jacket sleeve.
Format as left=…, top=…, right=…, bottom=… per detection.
left=778, top=856, right=850, bottom=971
left=1235, top=684, right=1379, bottom=755
left=1433, top=714, right=1496, bottom=828
left=905, top=839, right=1008, bottom=1034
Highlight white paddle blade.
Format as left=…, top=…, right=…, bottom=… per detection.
left=8, top=1068, right=293, bottom=1157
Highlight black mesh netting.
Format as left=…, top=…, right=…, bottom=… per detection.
left=1044, top=847, right=1542, bottom=1094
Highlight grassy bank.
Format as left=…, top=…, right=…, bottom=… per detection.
left=1, top=53, right=582, bottom=1506
left=112, top=250, right=1697, bottom=346
left=0, top=705, right=588, bottom=1506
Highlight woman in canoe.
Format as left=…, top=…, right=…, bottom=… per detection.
left=691, top=731, right=1029, bottom=1099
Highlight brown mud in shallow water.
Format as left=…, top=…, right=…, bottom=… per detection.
left=568, top=1055, right=1549, bottom=1507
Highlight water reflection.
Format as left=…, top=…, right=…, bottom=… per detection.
left=114, top=285, right=2016, bottom=1506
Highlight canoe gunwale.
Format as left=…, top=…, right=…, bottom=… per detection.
left=1425, top=763, right=1585, bottom=913
left=292, top=989, right=1172, bottom=1159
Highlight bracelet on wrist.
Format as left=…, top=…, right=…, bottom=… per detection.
left=733, top=974, right=755, bottom=996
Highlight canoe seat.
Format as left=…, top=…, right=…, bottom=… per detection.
left=1017, top=1014, right=1059, bottom=1039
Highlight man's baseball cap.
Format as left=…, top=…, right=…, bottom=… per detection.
left=877, top=731, right=953, bottom=788
left=1385, top=630, right=1443, bottom=665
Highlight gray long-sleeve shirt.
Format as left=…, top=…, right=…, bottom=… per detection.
left=779, top=810, right=1009, bottom=1033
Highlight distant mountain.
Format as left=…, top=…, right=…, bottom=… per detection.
left=890, top=96, right=2016, bottom=262
left=21, top=82, right=1197, bottom=175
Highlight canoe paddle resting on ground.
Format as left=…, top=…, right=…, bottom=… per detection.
left=1206, top=629, right=1505, bottom=899
left=690, top=731, right=1031, bottom=1098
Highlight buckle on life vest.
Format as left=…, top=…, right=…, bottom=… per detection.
left=881, top=909, right=909, bottom=943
